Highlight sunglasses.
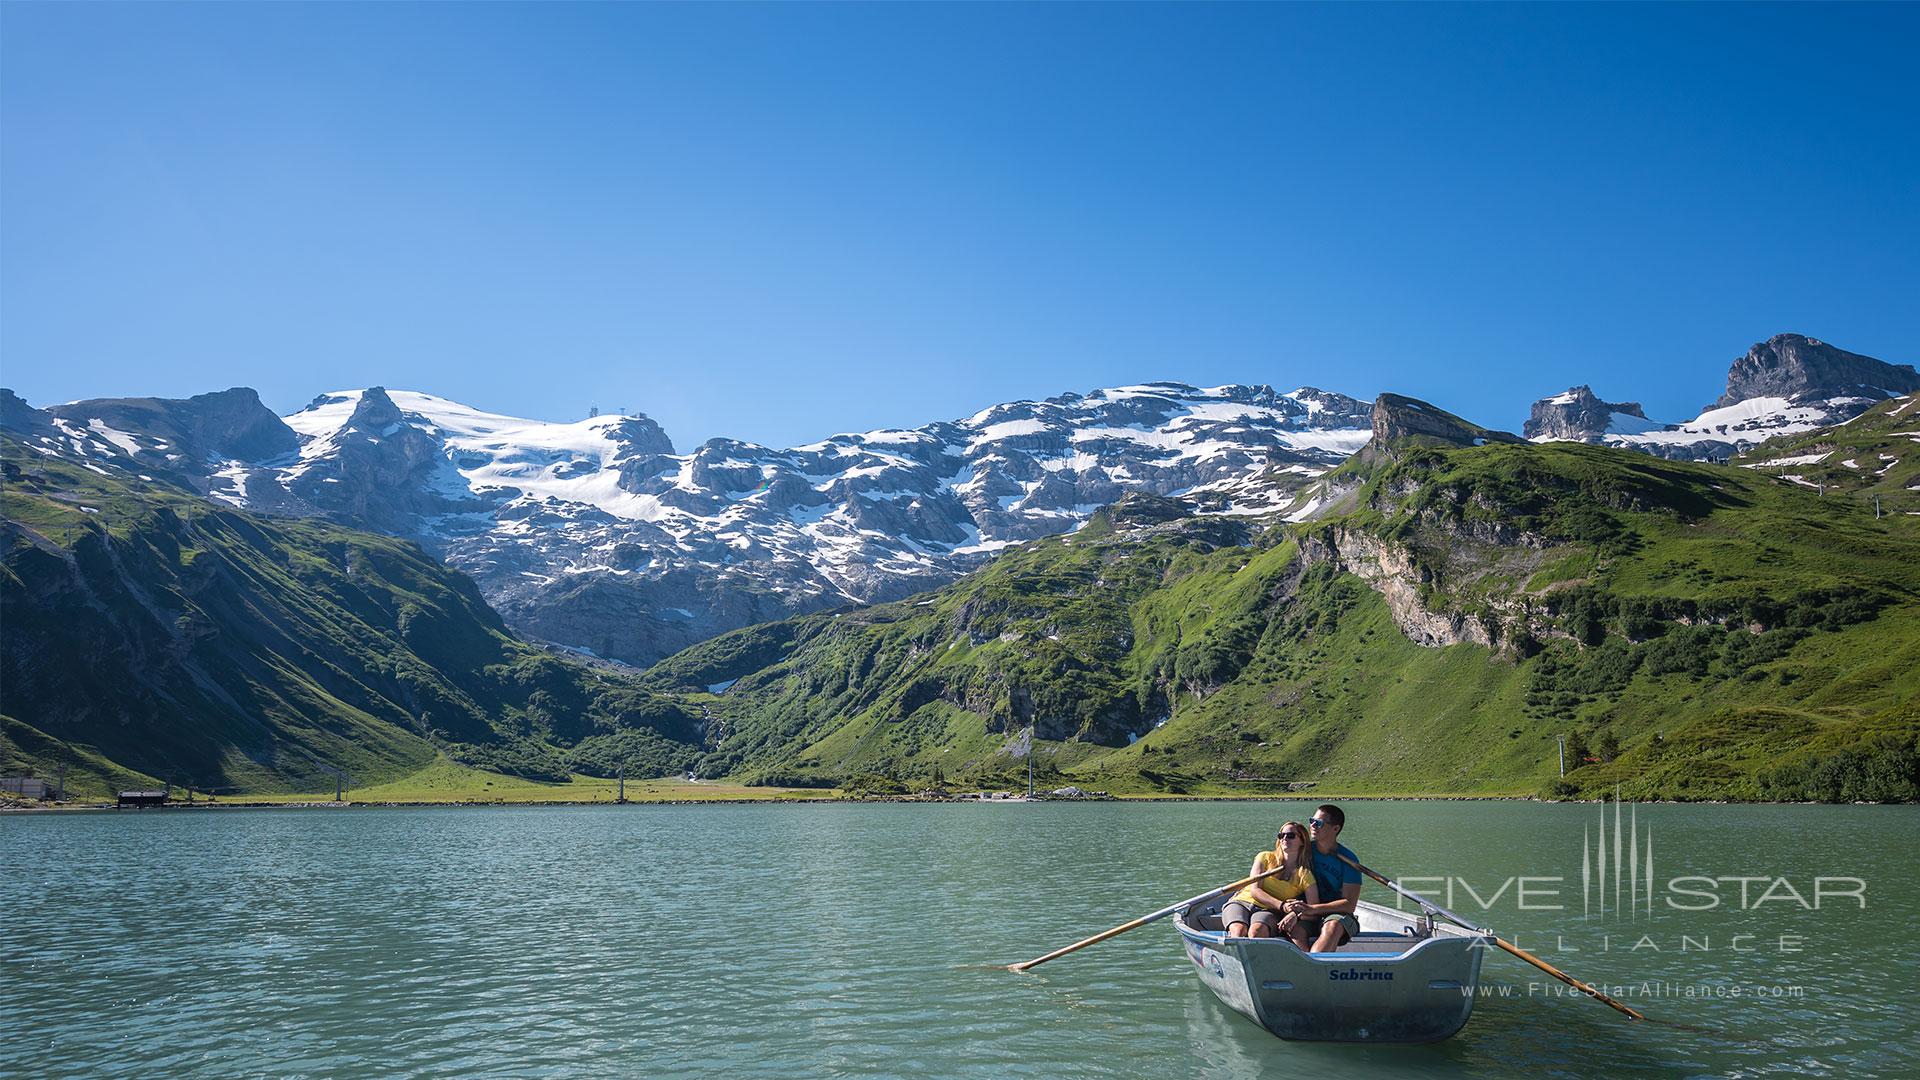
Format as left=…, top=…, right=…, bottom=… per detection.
left=1309, top=819, right=1331, bottom=828
left=1277, top=831, right=1301, bottom=840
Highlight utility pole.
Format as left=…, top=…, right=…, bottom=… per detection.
left=617, top=765, right=626, bottom=804
left=55, top=763, right=67, bottom=802
left=1875, top=495, right=1883, bottom=520
left=1557, top=735, right=1567, bottom=778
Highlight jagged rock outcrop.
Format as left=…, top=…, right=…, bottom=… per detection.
left=1715, top=333, right=1920, bottom=409
left=1524, top=386, right=1650, bottom=442
left=1373, top=393, right=1525, bottom=448
left=1356, top=393, right=1522, bottom=466
left=1299, top=526, right=1497, bottom=649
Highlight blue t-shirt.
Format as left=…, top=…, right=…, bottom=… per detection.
left=1310, top=842, right=1359, bottom=910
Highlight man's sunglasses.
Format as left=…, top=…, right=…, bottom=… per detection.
left=1309, top=818, right=1331, bottom=828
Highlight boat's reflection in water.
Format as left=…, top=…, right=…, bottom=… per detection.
left=1176, top=961, right=1724, bottom=1080
left=1178, top=976, right=1543, bottom=1080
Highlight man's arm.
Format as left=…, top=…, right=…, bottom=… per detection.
left=1301, top=880, right=1359, bottom=917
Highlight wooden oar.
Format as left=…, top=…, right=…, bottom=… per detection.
left=1336, top=853, right=1645, bottom=1021
left=1007, top=867, right=1280, bottom=973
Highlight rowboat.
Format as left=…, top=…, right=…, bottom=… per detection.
left=1173, top=896, right=1492, bottom=1043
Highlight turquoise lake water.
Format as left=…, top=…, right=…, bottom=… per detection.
left=3, top=801, right=1914, bottom=1078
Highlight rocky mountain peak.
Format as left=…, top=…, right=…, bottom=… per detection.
left=1523, top=385, right=1649, bottom=442
left=0, top=388, right=52, bottom=433
left=282, top=388, right=473, bottom=533
left=177, top=387, right=300, bottom=461
left=600, top=416, right=676, bottom=459
left=342, top=385, right=407, bottom=433
left=1715, top=334, right=1920, bottom=410
left=0, top=385, right=300, bottom=490
left=1286, top=387, right=1373, bottom=424
left=33, top=385, right=300, bottom=465
left=1365, top=394, right=1521, bottom=460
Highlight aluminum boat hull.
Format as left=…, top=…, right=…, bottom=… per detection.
left=1174, top=898, right=1490, bottom=1043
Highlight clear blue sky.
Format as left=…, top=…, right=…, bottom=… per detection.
left=3, top=3, right=1915, bottom=449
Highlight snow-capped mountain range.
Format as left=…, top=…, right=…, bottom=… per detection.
left=1524, top=334, right=1920, bottom=459
left=7, top=332, right=1911, bottom=666
left=2, top=380, right=1371, bottom=666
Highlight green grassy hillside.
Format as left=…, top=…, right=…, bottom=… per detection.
left=645, top=427, right=1920, bottom=801
left=2, top=440, right=705, bottom=794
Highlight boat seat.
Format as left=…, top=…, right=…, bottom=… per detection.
left=1180, top=914, right=1425, bottom=951
left=1332, top=938, right=1415, bottom=955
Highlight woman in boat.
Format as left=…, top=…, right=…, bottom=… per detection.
left=1220, top=822, right=1319, bottom=942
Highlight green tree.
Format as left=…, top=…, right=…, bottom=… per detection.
left=1595, top=729, right=1621, bottom=763
left=1565, top=730, right=1590, bottom=767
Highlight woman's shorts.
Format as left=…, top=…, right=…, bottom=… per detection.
left=1220, top=901, right=1278, bottom=932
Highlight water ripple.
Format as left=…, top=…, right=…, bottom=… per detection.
left=3, top=802, right=1914, bottom=1078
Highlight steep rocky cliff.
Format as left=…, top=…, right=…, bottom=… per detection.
left=1715, top=333, right=1920, bottom=408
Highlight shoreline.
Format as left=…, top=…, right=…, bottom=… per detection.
left=6, top=793, right=1895, bottom=813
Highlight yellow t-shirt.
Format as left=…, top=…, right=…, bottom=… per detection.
left=1231, top=850, right=1315, bottom=911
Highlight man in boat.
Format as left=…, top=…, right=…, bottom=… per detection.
left=1280, top=803, right=1362, bottom=953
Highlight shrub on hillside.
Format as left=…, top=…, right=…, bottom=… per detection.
left=1755, top=736, right=1920, bottom=803
left=843, top=772, right=908, bottom=797
left=446, top=738, right=572, bottom=784
left=1640, top=625, right=1719, bottom=678
left=1717, top=627, right=1806, bottom=677
left=565, top=728, right=701, bottom=779
left=757, top=769, right=837, bottom=789
left=1176, top=615, right=1260, bottom=689
left=1531, top=640, right=1639, bottom=699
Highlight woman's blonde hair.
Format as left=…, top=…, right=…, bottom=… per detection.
left=1275, top=820, right=1311, bottom=879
